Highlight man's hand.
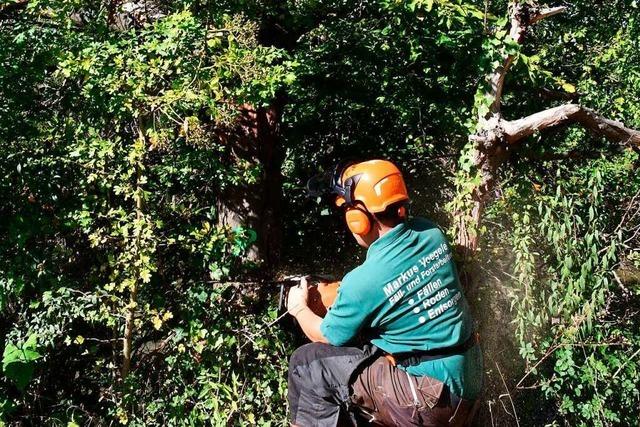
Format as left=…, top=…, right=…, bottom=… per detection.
left=287, top=277, right=309, bottom=317
left=286, top=276, right=329, bottom=343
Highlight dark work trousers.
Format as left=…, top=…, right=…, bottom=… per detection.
left=287, top=343, right=479, bottom=427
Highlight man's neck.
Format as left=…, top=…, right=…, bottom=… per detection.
left=359, top=219, right=404, bottom=248
left=376, top=219, right=403, bottom=239
left=376, top=224, right=395, bottom=239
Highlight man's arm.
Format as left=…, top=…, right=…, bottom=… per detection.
left=292, top=306, right=329, bottom=343
left=287, top=278, right=330, bottom=344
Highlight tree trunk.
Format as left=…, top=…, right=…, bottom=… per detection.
left=216, top=100, right=285, bottom=272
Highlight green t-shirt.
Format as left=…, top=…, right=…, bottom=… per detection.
left=320, top=217, right=483, bottom=399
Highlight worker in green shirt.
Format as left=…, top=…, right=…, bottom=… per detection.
left=286, top=159, right=482, bottom=426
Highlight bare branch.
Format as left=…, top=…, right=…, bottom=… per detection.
left=503, top=104, right=640, bottom=146
left=529, top=6, right=567, bottom=24
left=508, top=3, right=527, bottom=43
left=486, top=59, right=514, bottom=116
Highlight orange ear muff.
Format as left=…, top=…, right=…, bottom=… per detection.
left=398, top=205, right=407, bottom=219
left=345, top=207, right=371, bottom=235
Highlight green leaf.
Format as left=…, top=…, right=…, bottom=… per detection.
left=425, top=0, right=434, bottom=12
left=2, top=334, right=40, bottom=390
left=140, top=269, right=152, bottom=283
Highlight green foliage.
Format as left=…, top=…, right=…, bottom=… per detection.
left=2, top=335, right=40, bottom=391
left=453, top=2, right=640, bottom=425
left=282, top=0, right=487, bottom=262
left=1, top=0, right=294, bottom=424
left=496, top=10, right=640, bottom=423
left=489, top=153, right=640, bottom=426
left=116, top=283, right=291, bottom=425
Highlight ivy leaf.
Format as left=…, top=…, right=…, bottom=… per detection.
left=425, top=0, right=434, bottom=12
left=2, top=334, right=40, bottom=390
left=152, top=316, right=163, bottom=330
left=140, top=269, right=152, bottom=283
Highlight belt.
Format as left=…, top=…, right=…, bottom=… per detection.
left=386, top=332, right=479, bottom=367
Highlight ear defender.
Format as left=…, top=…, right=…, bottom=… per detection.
left=345, top=207, right=371, bottom=235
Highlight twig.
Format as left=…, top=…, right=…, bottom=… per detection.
left=84, top=337, right=121, bottom=344
left=612, top=347, right=640, bottom=378
left=495, top=360, right=520, bottom=427
left=612, top=270, right=631, bottom=295
left=263, top=309, right=291, bottom=328
left=237, top=307, right=296, bottom=351
left=515, top=343, right=559, bottom=389
left=498, top=395, right=514, bottom=418
left=614, top=189, right=640, bottom=233
left=483, top=0, right=489, bottom=34
left=488, top=400, right=495, bottom=427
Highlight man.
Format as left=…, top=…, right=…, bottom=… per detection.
left=287, top=159, right=482, bottom=426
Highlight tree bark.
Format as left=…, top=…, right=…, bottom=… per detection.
left=503, top=104, right=640, bottom=146
left=482, top=4, right=566, bottom=118
left=0, top=0, right=28, bottom=18
left=216, top=99, right=285, bottom=272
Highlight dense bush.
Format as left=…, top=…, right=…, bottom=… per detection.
left=1, top=1, right=293, bottom=424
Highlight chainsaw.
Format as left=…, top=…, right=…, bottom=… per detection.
left=276, top=275, right=340, bottom=317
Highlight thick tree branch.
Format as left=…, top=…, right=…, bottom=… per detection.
left=485, top=3, right=566, bottom=117
left=458, top=4, right=612, bottom=258
left=485, top=4, right=523, bottom=116
left=529, top=6, right=567, bottom=24
left=503, top=104, right=640, bottom=146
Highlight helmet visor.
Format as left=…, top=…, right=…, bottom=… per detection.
left=306, top=170, right=332, bottom=197
left=307, top=161, right=352, bottom=195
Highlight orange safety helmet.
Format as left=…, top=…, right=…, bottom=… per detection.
left=332, top=160, right=409, bottom=235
